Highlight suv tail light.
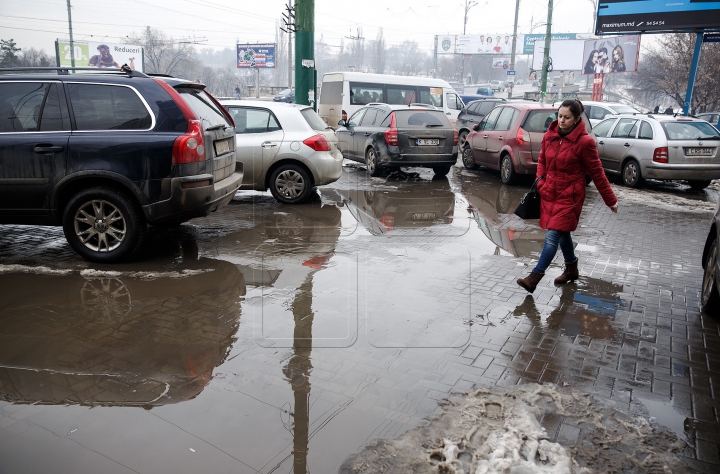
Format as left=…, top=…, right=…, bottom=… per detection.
left=653, top=147, right=669, bottom=163
left=173, top=120, right=206, bottom=164
left=342, top=109, right=347, bottom=121
left=303, top=134, right=331, bottom=151
left=381, top=212, right=395, bottom=230
left=452, top=128, right=459, bottom=146
left=516, top=127, right=530, bottom=145
left=384, top=113, right=398, bottom=146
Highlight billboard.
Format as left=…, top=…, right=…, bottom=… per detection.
left=437, top=35, right=456, bottom=55
left=522, top=33, right=577, bottom=55
left=532, top=40, right=585, bottom=71
left=457, top=34, right=523, bottom=55
left=56, top=41, right=144, bottom=71
left=596, top=0, right=720, bottom=34
left=237, top=43, right=275, bottom=68
left=581, top=35, right=640, bottom=75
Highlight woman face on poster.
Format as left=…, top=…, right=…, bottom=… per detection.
left=612, top=45, right=626, bottom=72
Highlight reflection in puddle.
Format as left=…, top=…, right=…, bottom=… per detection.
left=0, top=259, right=245, bottom=407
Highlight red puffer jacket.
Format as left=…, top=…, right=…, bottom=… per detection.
left=536, top=120, right=617, bottom=232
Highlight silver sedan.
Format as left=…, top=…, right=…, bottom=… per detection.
left=220, top=100, right=343, bottom=203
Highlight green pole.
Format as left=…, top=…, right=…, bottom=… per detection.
left=540, top=0, right=553, bottom=103
left=294, top=0, right=314, bottom=107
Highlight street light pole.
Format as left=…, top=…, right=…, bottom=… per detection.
left=540, top=0, right=554, bottom=102
left=508, top=0, right=521, bottom=98
left=66, top=0, right=75, bottom=68
left=459, top=0, right=477, bottom=84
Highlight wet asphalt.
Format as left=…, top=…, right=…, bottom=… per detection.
left=0, top=162, right=719, bottom=473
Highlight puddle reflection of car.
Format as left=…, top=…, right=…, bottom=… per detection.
left=0, top=259, right=245, bottom=407
left=336, top=181, right=455, bottom=235
left=461, top=177, right=545, bottom=257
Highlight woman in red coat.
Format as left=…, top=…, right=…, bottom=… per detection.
left=517, top=100, right=618, bottom=293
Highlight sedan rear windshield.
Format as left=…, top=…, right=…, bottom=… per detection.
left=612, top=105, right=639, bottom=114
left=300, top=107, right=329, bottom=131
left=661, top=121, right=720, bottom=140
left=392, top=110, right=449, bottom=128
left=523, top=110, right=557, bottom=133
left=177, top=88, right=231, bottom=128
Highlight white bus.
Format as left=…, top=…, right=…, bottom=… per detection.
left=318, top=72, right=464, bottom=129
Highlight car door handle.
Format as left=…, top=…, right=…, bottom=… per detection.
left=623, top=143, right=630, bottom=147
left=483, top=135, right=488, bottom=138
left=364, top=133, right=371, bottom=137
left=446, top=112, right=451, bottom=115
left=261, top=142, right=277, bottom=148
left=598, top=140, right=604, bottom=145
left=498, top=137, right=503, bottom=140
left=34, top=145, right=64, bottom=153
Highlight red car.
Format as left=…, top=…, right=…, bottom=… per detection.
left=461, top=103, right=592, bottom=185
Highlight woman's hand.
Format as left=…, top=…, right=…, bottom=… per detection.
left=610, top=204, right=618, bottom=213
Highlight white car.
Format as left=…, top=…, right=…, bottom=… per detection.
left=220, top=100, right=343, bottom=204
left=582, top=101, right=641, bottom=127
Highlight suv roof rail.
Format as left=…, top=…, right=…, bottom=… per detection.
left=0, top=66, right=149, bottom=78
left=408, top=103, right=437, bottom=109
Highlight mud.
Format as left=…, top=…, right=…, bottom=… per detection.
left=340, top=383, right=692, bottom=474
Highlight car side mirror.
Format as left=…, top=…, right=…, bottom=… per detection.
left=337, top=119, right=347, bottom=127
left=473, top=123, right=480, bottom=131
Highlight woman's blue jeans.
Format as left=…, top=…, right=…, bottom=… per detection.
left=532, top=230, right=576, bottom=274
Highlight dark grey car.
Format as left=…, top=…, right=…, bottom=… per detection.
left=336, top=104, right=458, bottom=177
left=702, top=201, right=720, bottom=312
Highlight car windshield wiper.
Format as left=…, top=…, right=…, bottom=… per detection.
left=697, top=136, right=720, bottom=140
left=425, top=124, right=443, bottom=127
left=206, top=123, right=228, bottom=131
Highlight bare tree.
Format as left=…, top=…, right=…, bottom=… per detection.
left=372, top=28, right=386, bottom=74
left=631, top=34, right=720, bottom=113
left=349, top=26, right=365, bottom=71
left=389, top=41, right=428, bottom=76
left=128, top=27, right=195, bottom=76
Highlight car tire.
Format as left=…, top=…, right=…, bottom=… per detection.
left=500, top=154, right=517, bottom=185
left=688, top=180, right=711, bottom=191
left=462, top=146, right=479, bottom=170
left=366, top=147, right=383, bottom=177
left=62, top=186, right=145, bottom=263
left=432, top=166, right=452, bottom=178
left=622, top=159, right=644, bottom=188
left=701, top=237, right=720, bottom=312
left=458, top=130, right=469, bottom=149
left=269, top=164, right=313, bottom=204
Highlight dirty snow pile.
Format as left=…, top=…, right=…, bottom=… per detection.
left=609, top=183, right=717, bottom=214
left=340, top=383, right=690, bottom=474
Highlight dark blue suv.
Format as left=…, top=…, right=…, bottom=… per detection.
left=0, top=68, right=243, bottom=262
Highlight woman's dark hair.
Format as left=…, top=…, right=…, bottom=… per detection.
left=583, top=50, right=598, bottom=74
left=559, top=99, right=584, bottom=118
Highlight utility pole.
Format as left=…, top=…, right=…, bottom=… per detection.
left=285, top=0, right=294, bottom=89
left=66, top=0, right=75, bottom=67
left=459, top=0, right=477, bottom=84
left=433, top=35, right=438, bottom=78
left=508, top=0, right=521, bottom=98
left=295, top=0, right=314, bottom=108
left=540, top=0, right=554, bottom=102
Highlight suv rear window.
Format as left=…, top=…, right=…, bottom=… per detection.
left=524, top=110, right=557, bottom=133
left=68, top=83, right=152, bottom=131
left=0, top=82, right=64, bottom=132
left=394, top=110, right=448, bottom=127
left=300, top=107, right=329, bottom=131
left=661, top=121, right=720, bottom=140
left=177, top=88, right=231, bottom=129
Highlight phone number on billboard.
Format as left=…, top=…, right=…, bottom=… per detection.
left=644, top=20, right=665, bottom=26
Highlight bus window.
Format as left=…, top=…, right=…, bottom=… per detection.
left=350, top=82, right=383, bottom=105
left=419, top=87, right=443, bottom=107
left=387, top=86, right=418, bottom=105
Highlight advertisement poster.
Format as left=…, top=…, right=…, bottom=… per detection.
left=581, top=35, right=640, bottom=75
left=531, top=39, right=585, bottom=71
left=523, top=33, right=577, bottom=55
left=56, top=41, right=144, bottom=71
left=456, top=34, right=523, bottom=55
left=492, top=57, right=511, bottom=69
left=596, top=0, right=720, bottom=34
left=437, top=35, right=456, bottom=55
left=237, top=43, right=276, bottom=68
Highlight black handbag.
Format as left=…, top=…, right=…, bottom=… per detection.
left=514, top=176, right=543, bottom=219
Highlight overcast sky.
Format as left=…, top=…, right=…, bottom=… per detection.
left=1, top=0, right=599, bottom=55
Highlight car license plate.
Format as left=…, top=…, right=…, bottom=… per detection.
left=412, top=212, right=435, bottom=220
left=214, top=139, right=231, bottom=155
left=416, top=139, right=439, bottom=146
left=685, top=147, right=713, bottom=156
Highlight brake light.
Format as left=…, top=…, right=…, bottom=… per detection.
left=384, top=113, right=398, bottom=146
left=381, top=212, right=395, bottom=230
left=303, top=134, right=331, bottom=151
left=653, top=147, right=669, bottom=163
left=172, top=119, right=206, bottom=164
left=516, top=127, right=530, bottom=145
left=342, top=109, right=347, bottom=121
